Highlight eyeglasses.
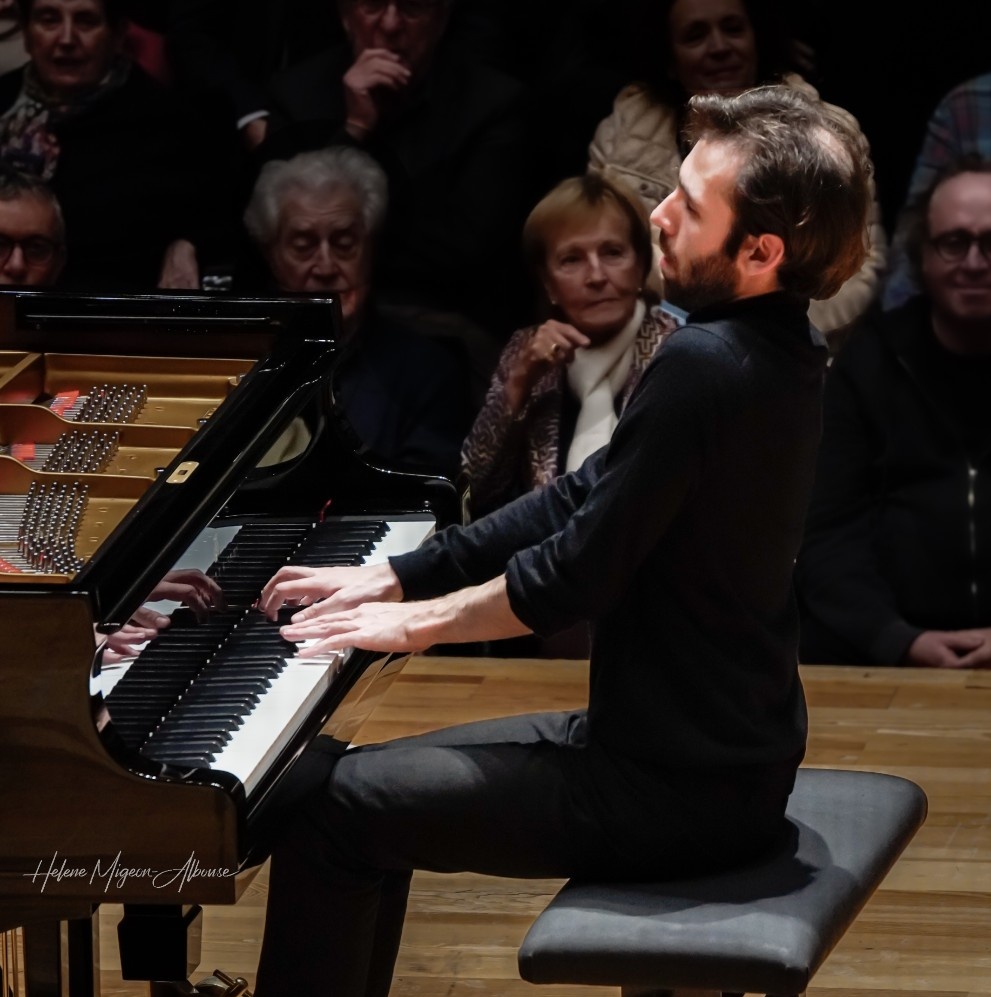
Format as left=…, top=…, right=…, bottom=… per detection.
left=352, top=0, right=445, bottom=19
left=926, top=229, right=991, bottom=264
left=0, top=235, right=61, bottom=267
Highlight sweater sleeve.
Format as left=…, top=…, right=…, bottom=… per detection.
left=504, top=328, right=720, bottom=635
left=389, top=460, right=598, bottom=601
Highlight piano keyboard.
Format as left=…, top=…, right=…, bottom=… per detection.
left=102, top=515, right=433, bottom=796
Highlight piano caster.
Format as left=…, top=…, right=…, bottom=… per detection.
left=192, top=970, right=253, bottom=997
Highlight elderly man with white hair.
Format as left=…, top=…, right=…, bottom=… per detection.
left=243, top=144, right=472, bottom=480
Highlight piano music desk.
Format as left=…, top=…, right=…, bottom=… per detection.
left=87, top=657, right=991, bottom=997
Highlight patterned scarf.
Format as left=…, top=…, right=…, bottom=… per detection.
left=0, top=57, right=131, bottom=179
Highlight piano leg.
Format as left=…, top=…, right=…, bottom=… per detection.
left=117, top=905, right=203, bottom=987
left=23, top=913, right=99, bottom=997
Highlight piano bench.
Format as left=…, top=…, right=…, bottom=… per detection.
left=517, top=768, right=927, bottom=997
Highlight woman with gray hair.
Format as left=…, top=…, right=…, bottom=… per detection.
left=242, top=144, right=473, bottom=480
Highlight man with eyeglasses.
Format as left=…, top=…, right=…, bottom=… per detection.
left=0, top=167, right=64, bottom=286
left=263, top=0, right=529, bottom=340
left=798, top=156, right=991, bottom=668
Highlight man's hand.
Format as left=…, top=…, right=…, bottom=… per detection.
left=276, top=574, right=531, bottom=657
left=256, top=562, right=403, bottom=621
left=281, top=599, right=450, bottom=656
left=904, top=629, right=991, bottom=668
left=241, top=116, right=269, bottom=150
left=341, top=48, right=411, bottom=139
left=158, top=238, right=200, bottom=289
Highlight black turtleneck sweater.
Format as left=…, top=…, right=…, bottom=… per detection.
left=391, top=292, right=827, bottom=773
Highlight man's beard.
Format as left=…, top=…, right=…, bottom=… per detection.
left=663, top=246, right=738, bottom=313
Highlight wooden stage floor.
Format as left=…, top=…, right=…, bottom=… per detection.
left=93, top=657, right=991, bottom=997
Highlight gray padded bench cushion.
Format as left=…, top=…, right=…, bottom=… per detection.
left=519, top=768, right=927, bottom=995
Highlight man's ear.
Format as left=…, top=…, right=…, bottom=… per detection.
left=740, top=232, right=785, bottom=276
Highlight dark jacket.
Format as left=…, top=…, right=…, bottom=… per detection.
left=393, top=293, right=825, bottom=772
left=332, top=306, right=474, bottom=481
left=796, top=297, right=991, bottom=664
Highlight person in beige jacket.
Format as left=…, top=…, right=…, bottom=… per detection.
left=588, top=0, right=886, bottom=346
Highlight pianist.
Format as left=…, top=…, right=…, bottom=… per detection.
left=251, top=86, right=874, bottom=997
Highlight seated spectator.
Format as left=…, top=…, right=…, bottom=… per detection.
left=0, top=0, right=237, bottom=291
left=796, top=157, right=991, bottom=668
left=0, top=165, right=62, bottom=283
left=883, top=72, right=991, bottom=311
left=587, top=0, right=886, bottom=347
left=460, top=172, right=674, bottom=520
left=243, top=145, right=473, bottom=479
left=261, top=0, right=530, bottom=341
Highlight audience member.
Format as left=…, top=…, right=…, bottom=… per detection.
left=261, top=0, right=530, bottom=341
left=0, top=0, right=237, bottom=291
left=0, top=165, right=62, bottom=284
left=461, top=172, right=673, bottom=520
left=243, top=145, right=473, bottom=480
left=797, top=158, right=991, bottom=668
left=587, top=0, right=886, bottom=345
left=166, top=0, right=342, bottom=151
left=883, top=73, right=991, bottom=310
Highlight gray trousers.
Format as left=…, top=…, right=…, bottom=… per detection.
left=253, top=710, right=795, bottom=997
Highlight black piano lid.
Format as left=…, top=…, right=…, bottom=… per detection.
left=0, top=289, right=343, bottom=631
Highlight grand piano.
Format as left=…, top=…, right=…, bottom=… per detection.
left=0, top=290, right=460, bottom=996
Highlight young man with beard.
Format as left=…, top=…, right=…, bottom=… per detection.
left=249, top=85, right=873, bottom=997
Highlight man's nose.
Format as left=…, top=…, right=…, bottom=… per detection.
left=650, top=194, right=674, bottom=234
left=379, top=2, right=403, bottom=32
left=57, top=16, right=76, bottom=44
left=962, top=241, right=991, bottom=269
left=312, top=242, right=341, bottom=273
left=3, top=245, right=28, bottom=279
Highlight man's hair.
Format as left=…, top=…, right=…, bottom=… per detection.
left=243, top=146, right=388, bottom=248
left=0, top=166, right=65, bottom=243
left=685, top=85, right=873, bottom=300
left=904, top=153, right=991, bottom=271
left=521, top=171, right=654, bottom=285
left=15, top=0, right=129, bottom=27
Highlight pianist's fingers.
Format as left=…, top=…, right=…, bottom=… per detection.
left=281, top=600, right=432, bottom=654
left=258, top=563, right=403, bottom=620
